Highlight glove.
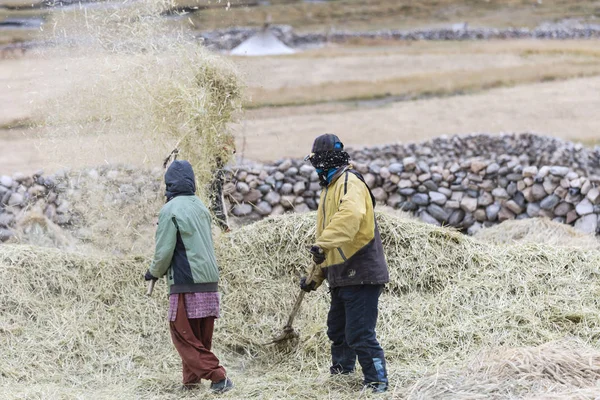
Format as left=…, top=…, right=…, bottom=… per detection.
left=300, top=276, right=317, bottom=293
left=144, top=270, right=158, bottom=282
left=310, top=245, right=326, bottom=265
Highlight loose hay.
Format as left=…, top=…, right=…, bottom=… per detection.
left=36, top=0, right=243, bottom=204
left=402, top=340, right=600, bottom=399
left=11, top=211, right=74, bottom=250
left=12, top=0, right=600, bottom=398
left=3, top=212, right=600, bottom=398
left=475, top=218, right=600, bottom=250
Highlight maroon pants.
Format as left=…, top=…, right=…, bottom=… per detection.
left=170, top=295, right=226, bottom=384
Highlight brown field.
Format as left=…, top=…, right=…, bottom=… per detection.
left=3, top=0, right=600, bottom=44
left=2, top=38, right=600, bottom=172
left=234, top=76, right=600, bottom=161
left=2, top=1, right=600, bottom=172
left=239, top=40, right=600, bottom=107
left=183, top=0, right=600, bottom=31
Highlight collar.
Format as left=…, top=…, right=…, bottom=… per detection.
left=326, top=165, right=351, bottom=187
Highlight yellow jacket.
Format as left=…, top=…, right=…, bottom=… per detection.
left=309, top=166, right=389, bottom=289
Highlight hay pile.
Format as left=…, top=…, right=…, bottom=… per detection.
left=3, top=212, right=600, bottom=398
left=474, top=218, right=600, bottom=250
left=404, top=340, right=600, bottom=399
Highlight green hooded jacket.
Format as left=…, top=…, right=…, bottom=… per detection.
left=149, top=160, right=219, bottom=294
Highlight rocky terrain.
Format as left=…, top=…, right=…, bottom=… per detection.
left=2, top=133, right=600, bottom=243
left=4, top=23, right=600, bottom=59
left=0, top=166, right=163, bottom=244
left=200, top=24, right=600, bottom=51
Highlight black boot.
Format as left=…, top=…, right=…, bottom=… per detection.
left=210, top=377, right=234, bottom=394
left=365, top=382, right=388, bottom=393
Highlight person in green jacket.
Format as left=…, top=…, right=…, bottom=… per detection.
left=144, top=160, right=233, bottom=394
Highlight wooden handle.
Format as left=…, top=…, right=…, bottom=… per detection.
left=146, top=280, right=156, bottom=296
left=285, top=290, right=306, bottom=327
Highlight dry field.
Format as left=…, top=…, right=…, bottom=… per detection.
left=2, top=0, right=600, bottom=173
left=4, top=213, right=600, bottom=399
left=234, top=74, right=600, bottom=161
left=5, top=0, right=600, bottom=36
left=0, top=53, right=178, bottom=173
left=2, top=39, right=600, bottom=172
left=239, top=40, right=600, bottom=106
left=4, top=3, right=600, bottom=399
left=183, top=0, right=600, bottom=31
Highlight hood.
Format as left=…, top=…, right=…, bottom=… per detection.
left=165, top=160, right=196, bottom=201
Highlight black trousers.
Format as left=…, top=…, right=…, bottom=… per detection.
left=327, top=284, right=388, bottom=385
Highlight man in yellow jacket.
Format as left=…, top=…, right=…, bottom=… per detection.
left=300, top=134, right=389, bottom=393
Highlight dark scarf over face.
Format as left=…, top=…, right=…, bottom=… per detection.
left=309, top=150, right=350, bottom=186
left=316, top=167, right=341, bottom=187
left=165, top=160, right=196, bottom=202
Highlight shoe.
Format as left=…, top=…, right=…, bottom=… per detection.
left=365, top=382, right=388, bottom=393
left=210, top=377, right=234, bottom=394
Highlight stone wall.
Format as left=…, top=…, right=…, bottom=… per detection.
left=199, top=25, right=600, bottom=51
left=2, top=133, right=600, bottom=242
left=6, top=23, right=600, bottom=60
left=348, top=134, right=600, bottom=176
left=0, top=166, right=163, bottom=243
left=222, top=133, right=600, bottom=235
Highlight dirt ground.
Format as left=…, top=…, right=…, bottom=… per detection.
left=234, top=76, right=600, bottom=161
left=236, top=45, right=548, bottom=91
left=2, top=40, right=600, bottom=173
left=3, top=75, right=600, bottom=172
left=236, top=40, right=600, bottom=88
left=238, top=40, right=600, bottom=106
left=185, top=0, right=600, bottom=32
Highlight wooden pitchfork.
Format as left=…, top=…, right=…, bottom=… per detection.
left=266, top=262, right=320, bottom=345
left=265, top=289, right=306, bottom=345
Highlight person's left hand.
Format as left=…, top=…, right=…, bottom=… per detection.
left=144, top=270, right=158, bottom=282
left=300, top=276, right=317, bottom=293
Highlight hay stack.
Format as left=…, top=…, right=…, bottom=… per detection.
left=474, top=218, right=600, bottom=250
left=218, top=213, right=600, bottom=364
left=401, top=339, right=600, bottom=399
left=4, top=212, right=600, bottom=398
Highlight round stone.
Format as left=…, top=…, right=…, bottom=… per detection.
left=0, top=228, right=14, bottom=242
left=264, top=191, right=281, bottom=206
left=232, top=204, right=253, bottom=217
left=256, top=201, right=272, bottom=216
left=0, top=176, right=13, bottom=188
left=429, top=191, right=447, bottom=205
left=236, top=182, right=250, bottom=194
left=8, top=193, right=24, bottom=207
left=371, top=187, right=388, bottom=203
left=379, top=167, right=391, bottom=179
left=427, top=204, right=448, bottom=222
left=412, top=193, right=429, bottom=206
left=281, top=183, right=293, bottom=195
left=299, top=164, right=315, bottom=177
left=277, top=159, right=293, bottom=171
